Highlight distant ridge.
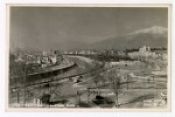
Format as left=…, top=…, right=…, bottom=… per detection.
left=11, top=26, right=168, bottom=51
left=90, top=26, right=168, bottom=50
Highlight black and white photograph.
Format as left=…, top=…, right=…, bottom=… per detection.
left=8, top=6, right=170, bottom=110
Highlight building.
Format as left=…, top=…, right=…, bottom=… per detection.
left=40, top=50, right=63, bottom=68
left=139, top=46, right=151, bottom=53
left=128, top=45, right=157, bottom=60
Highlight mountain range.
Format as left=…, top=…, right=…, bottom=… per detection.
left=11, top=26, right=168, bottom=51
left=89, top=26, right=168, bottom=50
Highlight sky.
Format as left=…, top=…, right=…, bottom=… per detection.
left=10, top=7, right=168, bottom=50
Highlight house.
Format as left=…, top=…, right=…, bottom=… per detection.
left=40, top=50, right=63, bottom=68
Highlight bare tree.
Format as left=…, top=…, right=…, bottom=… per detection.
left=108, top=69, right=121, bottom=107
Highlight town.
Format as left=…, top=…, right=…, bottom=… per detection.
left=9, top=46, right=167, bottom=108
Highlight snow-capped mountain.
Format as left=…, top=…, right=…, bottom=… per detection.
left=128, top=26, right=167, bottom=35
left=90, top=26, right=168, bottom=50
